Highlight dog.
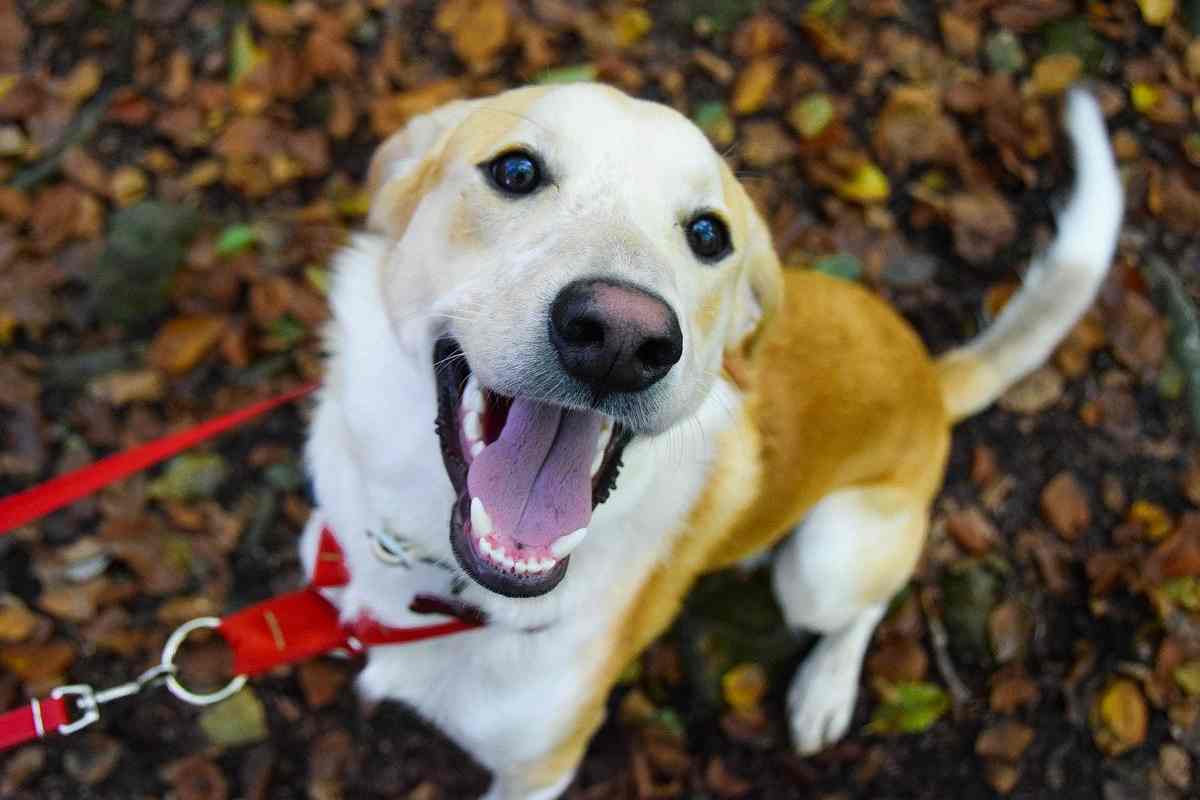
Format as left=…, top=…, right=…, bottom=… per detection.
left=299, top=83, right=1122, bottom=799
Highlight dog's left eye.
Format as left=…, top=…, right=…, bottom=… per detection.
left=685, top=214, right=732, bottom=261
left=486, top=151, right=541, bottom=196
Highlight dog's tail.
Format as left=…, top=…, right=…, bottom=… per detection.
left=936, top=89, right=1123, bottom=424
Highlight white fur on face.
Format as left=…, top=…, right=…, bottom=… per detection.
left=376, top=84, right=750, bottom=433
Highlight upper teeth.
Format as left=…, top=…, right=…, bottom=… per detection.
left=591, top=423, right=612, bottom=477
left=550, top=527, right=588, bottom=558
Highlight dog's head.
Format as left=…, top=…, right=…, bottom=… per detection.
left=364, top=84, right=781, bottom=599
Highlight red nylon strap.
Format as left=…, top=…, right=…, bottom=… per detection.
left=0, top=383, right=318, bottom=536
left=219, top=588, right=352, bottom=677
left=0, top=697, right=70, bottom=750
left=310, top=526, right=351, bottom=588
left=218, top=588, right=483, bottom=677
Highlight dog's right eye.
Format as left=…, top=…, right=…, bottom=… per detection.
left=485, top=151, right=541, bottom=196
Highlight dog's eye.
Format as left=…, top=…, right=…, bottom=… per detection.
left=685, top=214, right=731, bottom=261
left=487, top=151, right=541, bottom=195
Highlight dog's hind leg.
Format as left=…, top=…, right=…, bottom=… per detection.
left=771, top=484, right=929, bottom=755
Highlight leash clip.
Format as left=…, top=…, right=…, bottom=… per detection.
left=50, top=662, right=176, bottom=736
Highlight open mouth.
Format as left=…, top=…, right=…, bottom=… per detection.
left=434, top=339, right=632, bottom=598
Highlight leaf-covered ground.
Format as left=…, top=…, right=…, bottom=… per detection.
left=2, top=1, right=1200, bottom=798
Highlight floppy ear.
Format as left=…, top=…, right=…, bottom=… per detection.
left=366, top=98, right=484, bottom=238
left=726, top=180, right=783, bottom=358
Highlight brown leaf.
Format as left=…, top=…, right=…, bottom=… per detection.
left=731, top=14, right=790, bottom=59
left=867, top=637, right=929, bottom=684
left=990, top=0, right=1073, bottom=31
left=1040, top=472, right=1091, bottom=541
left=946, top=507, right=999, bottom=555
left=705, top=758, right=752, bottom=798
left=435, top=0, right=511, bottom=74
left=948, top=191, right=1017, bottom=264
left=976, top=721, right=1035, bottom=762
left=730, top=58, right=780, bottom=116
left=161, top=756, right=229, bottom=800
left=370, top=80, right=465, bottom=137
left=147, top=316, right=228, bottom=375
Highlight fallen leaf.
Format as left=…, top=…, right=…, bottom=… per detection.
left=147, top=315, right=228, bottom=375
left=868, top=681, right=951, bottom=735
left=1091, top=678, right=1148, bottom=756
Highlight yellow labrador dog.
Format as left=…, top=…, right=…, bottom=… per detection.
left=300, top=83, right=1121, bottom=799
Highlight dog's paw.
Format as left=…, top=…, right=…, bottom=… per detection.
left=786, top=645, right=862, bottom=755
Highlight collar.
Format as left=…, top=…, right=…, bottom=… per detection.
left=311, top=525, right=487, bottom=637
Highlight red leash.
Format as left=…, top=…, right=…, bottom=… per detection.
left=0, top=383, right=318, bottom=536
left=0, top=382, right=483, bottom=751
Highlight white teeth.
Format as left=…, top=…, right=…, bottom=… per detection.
left=471, top=497, right=494, bottom=535
left=463, top=376, right=483, bottom=413
left=551, top=528, right=588, bottom=558
left=590, top=448, right=605, bottom=478
left=502, top=554, right=515, bottom=568
left=470, top=441, right=484, bottom=458
left=596, top=425, right=611, bottom=453
left=515, top=560, right=528, bottom=574
left=463, top=411, right=482, bottom=441
left=539, top=558, right=556, bottom=571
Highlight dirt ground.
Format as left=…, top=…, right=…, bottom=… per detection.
left=2, top=1, right=1200, bottom=798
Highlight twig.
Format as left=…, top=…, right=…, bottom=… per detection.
left=919, top=585, right=972, bottom=708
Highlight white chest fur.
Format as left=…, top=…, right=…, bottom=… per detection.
left=299, top=236, right=740, bottom=773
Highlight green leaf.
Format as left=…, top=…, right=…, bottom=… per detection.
left=230, top=21, right=266, bottom=85
left=148, top=453, right=228, bottom=502
left=1163, top=577, right=1200, bottom=612
left=304, top=265, right=331, bottom=295
left=812, top=254, right=863, bottom=282
left=789, top=93, right=835, bottom=139
left=868, top=682, right=951, bottom=735
left=534, top=64, right=598, bottom=85
left=268, top=315, right=307, bottom=347
left=1040, top=17, right=1104, bottom=71
left=1175, top=662, right=1200, bottom=697
left=216, top=223, right=258, bottom=257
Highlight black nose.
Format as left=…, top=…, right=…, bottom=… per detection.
left=549, top=279, right=683, bottom=394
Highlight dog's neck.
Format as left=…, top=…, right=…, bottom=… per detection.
left=307, top=235, right=739, bottom=631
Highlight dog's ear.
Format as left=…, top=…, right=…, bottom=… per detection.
left=366, top=98, right=483, bottom=238
left=726, top=181, right=783, bottom=358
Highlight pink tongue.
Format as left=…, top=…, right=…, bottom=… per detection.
left=466, top=398, right=601, bottom=548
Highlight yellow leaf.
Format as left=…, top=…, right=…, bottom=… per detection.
left=1091, top=678, right=1148, bottom=756
left=837, top=162, right=890, bottom=203
left=1131, top=83, right=1160, bottom=114
left=0, top=312, right=15, bottom=346
left=721, top=663, right=768, bottom=714
left=1129, top=500, right=1173, bottom=540
left=0, top=74, right=16, bottom=101
left=612, top=8, right=652, bottom=47
left=1136, top=0, right=1176, bottom=25
left=230, top=22, right=266, bottom=86
left=731, top=58, right=780, bottom=116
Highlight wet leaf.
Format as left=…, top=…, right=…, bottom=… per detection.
left=1175, top=662, right=1200, bottom=696
left=868, top=681, right=951, bottom=735
left=1136, top=0, right=1176, bottom=25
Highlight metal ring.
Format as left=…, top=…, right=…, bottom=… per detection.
left=161, top=617, right=247, bottom=706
